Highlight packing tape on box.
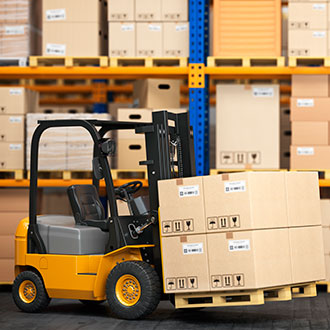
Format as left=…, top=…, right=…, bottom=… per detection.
left=180, top=236, right=187, bottom=243
left=222, top=174, right=229, bottom=181
left=226, top=232, right=233, bottom=239
left=176, top=178, right=183, bottom=185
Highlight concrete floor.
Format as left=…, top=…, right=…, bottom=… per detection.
left=1, top=285, right=330, bottom=330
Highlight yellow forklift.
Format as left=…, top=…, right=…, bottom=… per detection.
left=12, top=111, right=196, bottom=319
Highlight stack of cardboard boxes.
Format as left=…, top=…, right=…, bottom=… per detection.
left=42, top=0, right=107, bottom=56
left=289, top=1, right=329, bottom=57
left=290, top=75, right=330, bottom=169
left=159, top=171, right=325, bottom=294
left=108, top=0, right=189, bottom=57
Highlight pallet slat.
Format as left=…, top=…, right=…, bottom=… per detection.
left=289, top=57, right=330, bottom=67
left=316, top=281, right=330, bottom=293
left=207, top=56, right=285, bottom=67
left=109, top=57, right=188, bottom=67
left=29, top=56, right=108, bottom=68
left=0, top=170, right=24, bottom=180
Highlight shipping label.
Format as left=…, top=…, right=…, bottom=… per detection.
left=176, top=24, right=188, bottom=31
left=313, top=3, right=326, bottom=10
left=9, top=116, right=22, bottom=123
left=297, top=147, right=314, bottom=156
left=313, top=31, right=326, bottom=38
left=9, top=144, right=22, bottom=151
left=252, top=87, right=274, bottom=98
left=297, top=99, right=314, bottom=107
left=46, top=43, right=66, bottom=56
left=178, top=185, right=200, bottom=198
left=224, top=180, right=246, bottom=194
left=121, top=24, right=134, bottom=31
left=228, top=239, right=250, bottom=252
left=9, top=88, right=23, bottom=96
left=182, top=243, right=203, bottom=255
left=5, top=25, right=24, bottom=35
left=46, top=9, right=66, bottom=21
left=148, top=24, right=161, bottom=31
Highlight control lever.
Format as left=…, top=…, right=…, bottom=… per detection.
left=135, top=214, right=157, bottom=235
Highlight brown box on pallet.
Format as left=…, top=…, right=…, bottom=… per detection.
left=207, top=229, right=292, bottom=291
left=290, top=145, right=330, bottom=169
left=136, top=23, right=162, bottom=57
left=108, top=0, right=135, bottom=21
left=292, top=122, right=330, bottom=145
left=321, top=200, right=330, bottom=280
left=292, top=75, right=330, bottom=97
left=0, top=235, right=14, bottom=259
left=291, top=98, right=330, bottom=121
left=0, top=259, right=15, bottom=283
left=108, top=22, right=136, bottom=57
left=135, top=0, right=161, bottom=21
left=0, top=115, right=24, bottom=142
left=0, top=189, right=28, bottom=212
left=0, top=88, right=38, bottom=114
left=133, top=79, right=180, bottom=109
left=203, top=172, right=288, bottom=233
left=216, top=84, right=280, bottom=169
left=0, top=142, right=24, bottom=169
left=0, top=212, right=28, bottom=235
left=161, top=234, right=210, bottom=293
left=117, top=138, right=146, bottom=169
left=163, top=22, right=189, bottom=57
left=289, top=226, right=325, bottom=283
left=161, top=0, right=188, bottom=21
left=67, top=142, right=93, bottom=171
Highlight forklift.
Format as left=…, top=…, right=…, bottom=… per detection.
left=12, top=111, right=196, bottom=320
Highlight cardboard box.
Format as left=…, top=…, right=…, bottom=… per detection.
left=0, top=212, right=28, bottom=235
left=0, top=235, right=15, bottom=259
left=133, top=79, right=180, bottom=108
left=39, top=188, right=72, bottom=216
left=0, top=115, right=24, bottom=142
left=161, top=234, right=210, bottom=293
left=325, top=254, right=330, bottom=281
left=288, top=2, right=328, bottom=30
left=208, top=229, right=292, bottom=291
left=158, top=176, right=205, bottom=236
left=292, top=122, right=330, bottom=145
left=216, top=84, right=280, bottom=169
left=67, top=142, right=93, bottom=171
left=163, top=22, right=189, bottom=57
left=0, top=142, right=24, bottom=169
left=289, top=226, right=325, bottom=283
left=321, top=199, right=330, bottom=227
left=0, top=189, right=28, bottom=212
left=135, top=0, right=161, bottom=21
left=43, top=22, right=106, bottom=56
left=161, top=0, right=188, bottom=21
left=203, top=172, right=288, bottom=233
left=292, top=75, right=330, bottom=97
left=117, top=138, right=146, bottom=169
left=136, top=23, right=162, bottom=57
left=290, top=145, right=330, bottom=169
left=0, top=259, right=15, bottom=283
left=0, top=88, right=38, bottom=114
left=109, top=22, right=136, bottom=57
left=289, top=30, right=327, bottom=56
left=291, top=98, right=330, bottom=121
left=285, top=171, right=321, bottom=227
left=108, top=0, right=135, bottom=21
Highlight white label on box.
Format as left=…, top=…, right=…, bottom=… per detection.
left=9, top=144, right=22, bottom=151
left=182, top=243, right=203, bottom=255
left=313, top=31, right=326, bottom=38
left=224, top=180, right=246, bottom=194
left=228, top=239, right=250, bottom=252
left=297, top=147, right=314, bottom=156
left=176, top=24, right=188, bottom=31
left=5, top=25, right=24, bottom=35
left=9, top=88, right=23, bottom=96
left=297, top=99, right=314, bottom=107
left=149, top=24, right=161, bottom=31
left=46, top=43, right=66, bottom=56
left=46, top=9, right=66, bottom=21
left=252, top=87, right=274, bottom=98
left=9, top=116, right=22, bottom=123
left=121, top=24, right=134, bottom=31
left=179, top=185, right=200, bottom=198
left=313, top=3, right=326, bottom=10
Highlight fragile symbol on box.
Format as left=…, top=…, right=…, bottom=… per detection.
left=173, top=220, right=183, bottom=232
left=234, top=152, right=246, bottom=164
left=165, top=277, right=199, bottom=291
left=234, top=274, right=244, bottom=287
left=183, top=219, right=194, bottom=232
left=230, top=215, right=240, bottom=228
left=162, top=219, right=195, bottom=234
left=248, top=152, right=261, bottom=165
left=219, top=216, right=229, bottom=228
left=177, top=277, right=186, bottom=289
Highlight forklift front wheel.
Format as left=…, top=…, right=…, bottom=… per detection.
left=12, top=271, right=51, bottom=313
left=106, top=261, right=161, bottom=320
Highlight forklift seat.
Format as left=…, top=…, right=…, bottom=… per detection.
left=67, top=185, right=108, bottom=231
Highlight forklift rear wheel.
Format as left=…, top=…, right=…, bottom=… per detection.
left=12, top=271, right=51, bottom=313
left=106, top=261, right=161, bottom=320
left=79, top=299, right=105, bottom=306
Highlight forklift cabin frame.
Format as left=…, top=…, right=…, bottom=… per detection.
left=27, top=110, right=195, bottom=277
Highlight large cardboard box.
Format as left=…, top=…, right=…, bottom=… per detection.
left=216, top=84, right=280, bottom=169
left=109, top=22, right=136, bottom=57
left=291, top=98, right=330, bottom=121
left=161, top=234, right=210, bottom=293
left=161, top=0, right=188, bottom=21
left=0, top=259, right=15, bottom=283
left=39, top=188, right=72, bottom=216
left=136, top=23, right=162, bottom=57
left=0, top=115, right=24, bottom=142
left=0, top=189, right=28, bottom=212
left=290, top=145, right=330, bottom=169
left=108, top=0, right=135, bottom=21
left=289, top=2, right=328, bottom=30
left=0, top=212, right=28, bottom=235
left=0, top=142, right=24, bottom=169
left=0, top=88, right=38, bottom=114
left=158, top=177, right=205, bottom=236
left=67, top=142, right=93, bottom=171
left=289, top=226, right=325, bottom=283
left=117, top=138, right=146, bottom=169
left=135, top=0, right=161, bottom=21
left=133, top=79, right=180, bottom=108
left=203, top=172, right=288, bottom=233
left=292, top=122, right=330, bottom=145
left=207, top=229, right=292, bottom=291
left=292, top=75, right=330, bottom=97
left=163, top=22, right=189, bottom=57
left=289, top=30, right=327, bottom=57
left=0, top=235, right=15, bottom=259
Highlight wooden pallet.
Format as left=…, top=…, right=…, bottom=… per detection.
left=207, top=56, right=285, bottom=67
left=289, top=57, right=330, bottom=67
left=27, top=170, right=92, bottom=180
left=0, top=57, right=28, bottom=67
left=210, top=169, right=287, bottom=176
left=0, top=169, right=24, bottom=180
left=109, top=57, right=188, bottom=68
left=291, top=283, right=317, bottom=298
left=316, top=281, right=330, bottom=293
left=29, top=56, right=108, bottom=68
left=111, top=169, right=148, bottom=180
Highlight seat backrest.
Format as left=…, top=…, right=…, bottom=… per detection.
left=67, top=185, right=105, bottom=225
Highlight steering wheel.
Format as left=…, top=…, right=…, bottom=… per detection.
left=114, top=181, right=143, bottom=199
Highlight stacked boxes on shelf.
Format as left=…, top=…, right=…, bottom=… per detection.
left=288, top=1, right=328, bottom=57
left=159, top=172, right=325, bottom=294
left=42, top=0, right=107, bottom=56
left=290, top=75, right=330, bottom=169
left=108, top=0, right=189, bottom=57
left=213, top=0, right=282, bottom=56
left=216, top=84, right=280, bottom=169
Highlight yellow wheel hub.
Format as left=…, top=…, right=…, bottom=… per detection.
left=19, top=280, right=36, bottom=304
left=115, top=275, right=141, bottom=307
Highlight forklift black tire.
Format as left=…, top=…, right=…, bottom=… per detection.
left=106, top=261, right=161, bottom=320
left=79, top=299, right=105, bottom=306
left=12, top=271, right=51, bottom=313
